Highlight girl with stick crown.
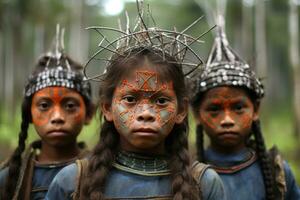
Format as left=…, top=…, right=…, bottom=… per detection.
left=46, top=1, right=225, bottom=200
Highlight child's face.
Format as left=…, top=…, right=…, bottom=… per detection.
left=197, top=86, right=259, bottom=153
left=31, top=87, right=90, bottom=147
left=102, top=67, right=186, bottom=154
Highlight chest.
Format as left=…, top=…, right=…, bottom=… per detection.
left=219, top=163, right=266, bottom=200
left=103, top=169, right=172, bottom=199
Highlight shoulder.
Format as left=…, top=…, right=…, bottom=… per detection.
left=46, top=163, right=78, bottom=200
left=192, top=161, right=226, bottom=200
left=46, top=163, right=78, bottom=199
left=282, top=161, right=300, bottom=196
left=51, top=163, right=78, bottom=186
left=0, top=167, right=8, bottom=187
left=268, top=147, right=300, bottom=198
left=200, top=168, right=225, bottom=194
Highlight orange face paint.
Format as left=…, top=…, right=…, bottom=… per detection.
left=31, top=87, right=85, bottom=126
left=31, top=87, right=88, bottom=146
left=198, top=86, right=258, bottom=153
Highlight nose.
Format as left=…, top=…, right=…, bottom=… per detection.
left=50, top=106, right=65, bottom=124
left=220, top=112, right=234, bottom=128
left=136, top=104, right=155, bottom=123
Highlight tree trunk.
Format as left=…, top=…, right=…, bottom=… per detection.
left=241, top=0, right=254, bottom=61
left=34, top=24, right=45, bottom=62
left=3, top=26, right=14, bottom=120
left=255, top=0, right=267, bottom=78
left=289, top=0, right=300, bottom=139
left=69, top=0, right=88, bottom=63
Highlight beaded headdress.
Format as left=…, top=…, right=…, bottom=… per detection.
left=193, top=15, right=264, bottom=99
left=83, top=1, right=215, bottom=81
left=24, top=25, right=91, bottom=100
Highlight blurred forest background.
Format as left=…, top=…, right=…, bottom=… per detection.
left=0, top=0, right=300, bottom=183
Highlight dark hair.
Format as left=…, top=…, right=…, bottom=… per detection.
left=191, top=87, right=276, bottom=200
left=81, top=47, right=199, bottom=200
left=0, top=54, right=94, bottom=199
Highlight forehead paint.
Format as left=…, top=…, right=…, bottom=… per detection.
left=136, top=71, right=158, bottom=91
left=113, top=70, right=176, bottom=130
left=31, top=87, right=85, bottom=127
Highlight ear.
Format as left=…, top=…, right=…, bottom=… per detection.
left=253, top=100, right=260, bottom=121
left=101, top=102, right=113, bottom=122
left=175, top=98, right=188, bottom=124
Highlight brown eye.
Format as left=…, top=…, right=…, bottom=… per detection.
left=156, top=97, right=169, bottom=106
left=207, top=105, right=221, bottom=112
left=38, top=101, right=51, bottom=111
left=232, top=102, right=245, bottom=113
left=123, top=95, right=136, bottom=104
left=64, top=100, right=78, bottom=111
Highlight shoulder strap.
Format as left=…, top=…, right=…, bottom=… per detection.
left=268, top=146, right=287, bottom=200
left=0, top=158, right=10, bottom=170
left=191, top=161, right=210, bottom=184
left=72, top=159, right=89, bottom=200
left=191, top=161, right=210, bottom=200
left=12, top=144, right=36, bottom=200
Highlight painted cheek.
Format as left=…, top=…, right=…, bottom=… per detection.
left=31, top=107, right=52, bottom=127
left=237, top=109, right=253, bottom=129
left=113, top=102, right=133, bottom=132
left=200, top=111, right=222, bottom=131
left=158, top=106, right=176, bottom=126
left=74, top=99, right=86, bottom=123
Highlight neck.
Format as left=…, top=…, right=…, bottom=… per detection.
left=210, top=143, right=247, bottom=155
left=37, top=141, right=80, bottom=163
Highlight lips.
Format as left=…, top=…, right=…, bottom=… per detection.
left=132, top=128, right=158, bottom=136
left=219, top=131, right=238, bottom=135
left=47, top=130, right=69, bottom=137
left=218, top=131, right=239, bottom=138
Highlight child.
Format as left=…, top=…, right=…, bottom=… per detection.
left=0, top=27, right=94, bottom=200
left=190, top=18, right=300, bottom=200
left=45, top=4, right=225, bottom=200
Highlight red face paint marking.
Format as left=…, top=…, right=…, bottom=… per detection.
left=198, top=86, right=257, bottom=153
left=136, top=71, right=158, bottom=91
left=31, top=87, right=85, bottom=126
left=31, top=86, right=88, bottom=147
left=108, top=68, right=181, bottom=153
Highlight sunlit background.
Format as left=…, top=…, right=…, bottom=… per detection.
left=0, top=0, right=300, bottom=183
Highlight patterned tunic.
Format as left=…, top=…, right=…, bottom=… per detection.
left=45, top=151, right=226, bottom=200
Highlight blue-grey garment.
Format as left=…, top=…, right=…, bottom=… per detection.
left=0, top=141, right=88, bottom=200
left=205, top=148, right=300, bottom=200
left=0, top=161, right=74, bottom=200
left=45, top=163, right=226, bottom=200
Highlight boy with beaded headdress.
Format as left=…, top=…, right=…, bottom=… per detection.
left=190, top=15, right=300, bottom=200
left=0, top=26, right=94, bottom=200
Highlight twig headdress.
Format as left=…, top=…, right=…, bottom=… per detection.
left=193, top=15, right=264, bottom=99
left=24, top=25, right=91, bottom=100
left=84, top=0, right=215, bottom=81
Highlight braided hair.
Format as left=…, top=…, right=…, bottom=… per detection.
left=190, top=17, right=277, bottom=199
left=81, top=48, right=199, bottom=200
left=191, top=90, right=277, bottom=200
left=0, top=54, right=94, bottom=199
left=1, top=97, right=31, bottom=200
left=195, top=124, right=205, bottom=162
left=252, top=120, right=276, bottom=200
